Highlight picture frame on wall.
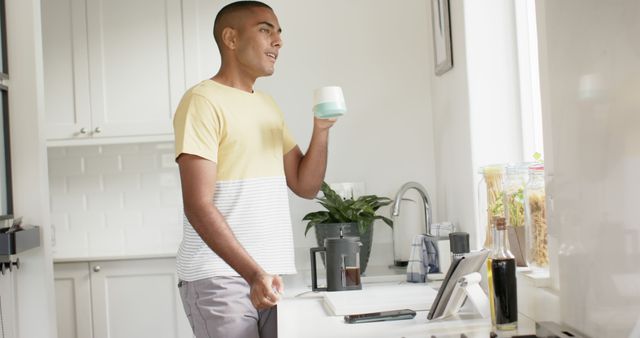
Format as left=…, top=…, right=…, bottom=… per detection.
left=431, top=0, right=453, bottom=76
left=0, top=0, right=7, bottom=77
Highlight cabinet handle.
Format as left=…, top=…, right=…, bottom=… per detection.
left=93, top=265, right=101, bottom=273
left=94, top=126, right=102, bottom=134
left=80, top=127, right=88, bottom=134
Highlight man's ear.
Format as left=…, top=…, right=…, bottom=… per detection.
left=221, top=27, right=238, bottom=50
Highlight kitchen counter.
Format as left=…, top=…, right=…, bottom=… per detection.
left=53, top=252, right=177, bottom=263
left=278, top=278, right=536, bottom=338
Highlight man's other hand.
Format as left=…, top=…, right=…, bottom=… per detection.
left=249, top=273, right=283, bottom=309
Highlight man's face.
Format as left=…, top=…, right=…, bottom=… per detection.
left=234, top=7, right=283, bottom=79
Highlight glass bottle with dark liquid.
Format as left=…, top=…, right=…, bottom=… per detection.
left=489, top=217, right=518, bottom=330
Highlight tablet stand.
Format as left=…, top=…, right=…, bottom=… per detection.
left=440, top=272, right=490, bottom=319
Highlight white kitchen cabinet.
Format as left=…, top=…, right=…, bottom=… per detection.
left=54, top=258, right=192, bottom=338
left=41, top=0, right=187, bottom=145
left=181, top=0, right=220, bottom=87
left=54, top=262, right=93, bottom=338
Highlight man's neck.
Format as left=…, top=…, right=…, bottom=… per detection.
left=212, top=69, right=256, bottom=93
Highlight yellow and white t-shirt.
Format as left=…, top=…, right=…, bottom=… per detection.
left=173, top=80, right=297, bottom=281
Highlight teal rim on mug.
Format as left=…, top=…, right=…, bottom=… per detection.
left=313, top=101, right=347, bottom=118
left=313, top=86, right=346, bottom=119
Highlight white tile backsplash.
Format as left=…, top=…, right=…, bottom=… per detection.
left=50, top=194, right=85, bottom=213
left=142, top=208, right=182, bottom=228
left=121, top=153, right=159, bottom=172
left=100, top=143, right=140, bottom=155
left=160, top=190, right=182, bottom=207
left=124, top=227, right=162, bottom=253
left=160, top=225, right=183, bottom=248
left=105, top=211, right=143, bottom=228
left=141, top=172, right=179, bottom=189
left=140, top=142, right=174, bottom=152
left=49, top=176, right=66, bottom=195
left=84, top=154, right=121, bottom=174
left=54, top=231, right=90, bottom=257
left=66, top=145, right=101, bottom=157
left=67, top=174, right=102, bottom=194
left=103, top=173, right=141, bottom=191
left=69, top=211, right=106, bottom=230
left=88, top=229, right=125, bottom=256
left=48, top=142, right=182, bottom=259
left=123, top=190, right=161, bottom=209
left=86, top=192, right=123, bottom=211
left=48, top=157, right=83, bottom=177
left=50, top=212, right=70, bottom=232
left=47, top=146, right=67, bottom=158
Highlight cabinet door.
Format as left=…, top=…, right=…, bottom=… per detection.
left=89, top=258, right=191, bottom=338
left=85, top=0, right=184, bottom=138
left=41, top=0, right=92, bottom=140
left=181, top=0, right=220, bottom=87
left=54, top=262, right=94, bottom=338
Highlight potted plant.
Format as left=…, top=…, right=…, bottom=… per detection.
left=302, top=182, right=393, bottom=274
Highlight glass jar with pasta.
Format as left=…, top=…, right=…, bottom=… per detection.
left=524, top=164, right=548, bottom=268
left=478, top=164, right=506, bottom=249
left=504, top=163, right=530, bottom=266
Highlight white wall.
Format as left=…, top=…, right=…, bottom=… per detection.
left=48, top=143, right=182, bottom=259
left=537, top=0, right=640, bottom=336
left=430, top=0, right=473, bottom=247
left=5, top=0, right=57, bottom=337
left=430, top=0, right=524, bottom=249
left=261, top=0, right=437, bottom=269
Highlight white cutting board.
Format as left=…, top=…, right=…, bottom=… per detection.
left=322, top=283, right=438, bottom=315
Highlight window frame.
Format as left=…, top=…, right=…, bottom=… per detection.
left=0, top=85, right=11, bottom=215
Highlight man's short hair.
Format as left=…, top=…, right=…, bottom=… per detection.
left=213, top=1, right=273, bottom=48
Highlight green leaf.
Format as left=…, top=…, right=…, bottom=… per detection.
left=302, top=181, right=394, bottom=236
left=357, top=219, right=371, bottom=235
left=533, top=152, right=543, bottom=162
left=302, top=211, right=329, bottom=221
left=305, top=221, right=317, bottom=236
left=374, top=215, right=394, bottom=227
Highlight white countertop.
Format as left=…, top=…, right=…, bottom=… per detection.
left=53, top=252, right=177, bottom=263
left=278, top=278, right=536, bottom=338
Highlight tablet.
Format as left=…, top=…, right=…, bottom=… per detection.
left=426, top=250, right=490, bottom=320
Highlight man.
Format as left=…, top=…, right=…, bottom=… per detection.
left=173, top=1, right=336, bottom=337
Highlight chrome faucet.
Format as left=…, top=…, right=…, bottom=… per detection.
left=391, top=182, right=433, bottom=236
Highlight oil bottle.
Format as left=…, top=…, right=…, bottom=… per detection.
left=486, top=217, right=497, bottom=326
left=488, top=217, right=518, bottom=330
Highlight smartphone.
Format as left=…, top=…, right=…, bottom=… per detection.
left=344, top=309, right=417, bottom=324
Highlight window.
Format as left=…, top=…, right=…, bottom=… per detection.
left=515, top=1, right=544, bottom=159
left=514, top=2, right=552, bottom=278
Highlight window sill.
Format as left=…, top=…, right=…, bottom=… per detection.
left=517, top=267, right=551, bottom=288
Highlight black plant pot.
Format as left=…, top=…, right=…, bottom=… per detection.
left=314, top=222, right=373, bottom=274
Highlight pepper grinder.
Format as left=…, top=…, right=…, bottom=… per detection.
left=449, top=232, right=470, bottom=262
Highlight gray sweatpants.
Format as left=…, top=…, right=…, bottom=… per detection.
left=178, top=276, right=277, bottom=338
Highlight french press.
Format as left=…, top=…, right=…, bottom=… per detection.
left=310, top=231, right=362, bottom=292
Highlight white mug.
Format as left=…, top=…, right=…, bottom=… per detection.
left=312, top=86, right=347, bottom=119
